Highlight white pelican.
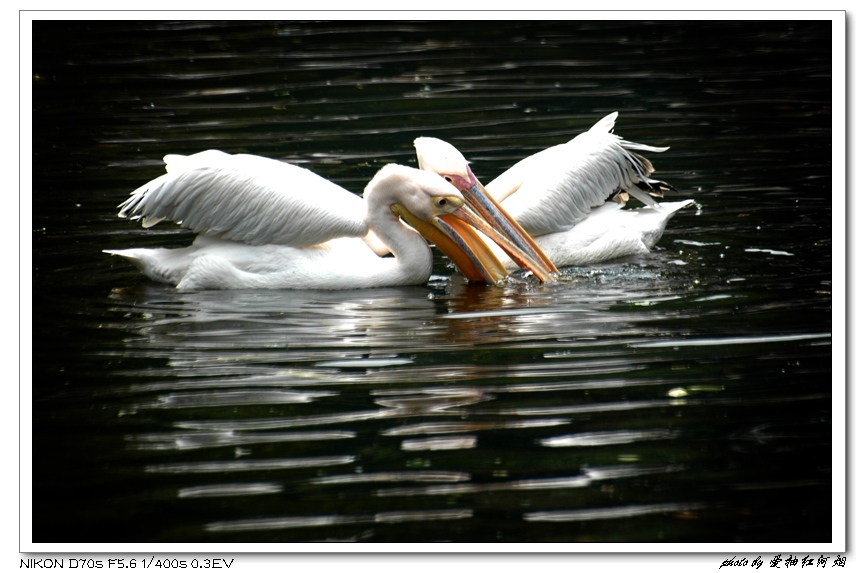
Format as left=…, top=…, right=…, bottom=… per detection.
left=105, top=150, right=555, bottom=290
left=414, top=112, right=694, bottom=269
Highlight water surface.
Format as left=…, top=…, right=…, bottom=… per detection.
left=29, top=19, right=836, bottom=546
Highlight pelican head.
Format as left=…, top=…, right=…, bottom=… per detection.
left=414, top=137, right=558, bottom=281
left=365, top=164, right=551, bottom=284
left=414, top=137, right=479, bottom=192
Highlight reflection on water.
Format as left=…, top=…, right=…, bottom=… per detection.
left=30, top=19, right=834, bottom=545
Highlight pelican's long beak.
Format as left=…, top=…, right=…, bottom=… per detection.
left=397, top=201, right=556, bottom=284
left=392, top=202, right=512, bottom=284
left=449, top=165, right=558, bottom=281
left=441, top=201, right=557, bottom=283
left=413, top=137, right=557, bottom=282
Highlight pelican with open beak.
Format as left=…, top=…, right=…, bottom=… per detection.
left=415, top=112, right=693, bottom=269
left=104, top=150, right=554, bottom=290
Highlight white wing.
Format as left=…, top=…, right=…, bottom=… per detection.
left=486, top=112, right=671, bottom=237
left=118, top=150, right=368, bottom=247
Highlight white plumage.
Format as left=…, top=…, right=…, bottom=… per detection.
left=106, top=151, right=541, bottom=290
left=119, top=150, right=368, bottom=246
left=414, top=112, right=693, bottom=270
left=521, top=200, right=694, bottom=268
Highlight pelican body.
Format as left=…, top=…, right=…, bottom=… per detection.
left=105, top=151, right=553, bottom=290
left=414, top=112, right=693, bottom=269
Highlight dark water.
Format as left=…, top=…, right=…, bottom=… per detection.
left=28, top=20, right=837, bottom=547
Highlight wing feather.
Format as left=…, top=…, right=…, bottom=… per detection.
left=117, top=150, right=368, bottom=247
left=487, top=112, right=671, bottom=237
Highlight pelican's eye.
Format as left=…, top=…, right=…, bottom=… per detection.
left=432, top=195, right=463, bottom=214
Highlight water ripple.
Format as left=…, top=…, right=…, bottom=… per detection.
left=140, top=389, right=336, bottom=409
left=145, top=456, right=355, bottom=474
left=540, top=429, right=678, bottom=448
left=381, top=418, right=571, bottom=437
left=524, top=502, right=707, bottom=522
left=309, top=471, right=471, bottom=485
left=130, top=430, right=355, bottom=451
left=400, top=436, right=478, bottom=451
left=178, top=483, right=283, bottom=498
left=205, top=509, right=473, bottom=532
left=631, top=332, right=830, bottom=348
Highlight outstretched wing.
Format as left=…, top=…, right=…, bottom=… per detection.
left=118, top=150, right=368, bottom=247
left=486, top=112, right=672, bottom=237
